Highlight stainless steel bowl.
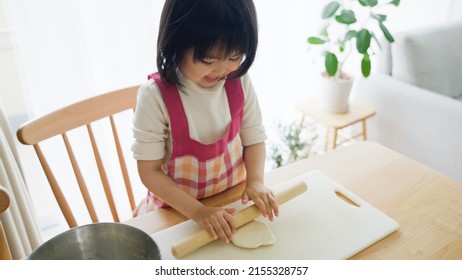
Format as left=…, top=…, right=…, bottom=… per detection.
left=27, top=222, right=161, bottom=260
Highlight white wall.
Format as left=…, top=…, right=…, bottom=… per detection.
left=386, top=0, right=460, bottom=32
left=0, top=0, right=29, bottom=129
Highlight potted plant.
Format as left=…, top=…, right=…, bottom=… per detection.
left=307, top=0, right=400, bottom=113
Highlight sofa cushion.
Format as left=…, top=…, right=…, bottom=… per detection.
left=391, top=22, right=462, bottom=99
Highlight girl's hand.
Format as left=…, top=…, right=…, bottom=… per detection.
left=192, top=206, right=236, bottom=243
left=242, top=181, right=279, bottom=221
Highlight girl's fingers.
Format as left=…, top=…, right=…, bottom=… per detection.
left=218, top=217, right=233, bottom=242
left=253, top=197, right=268, bottom=219
left=242, top=192, right=249, bottom=204
left=268, top=193, right=279, bottom=217
left=225, top=208, right=236, bottom=215
left=264, top=195, right=274, bottom=221
left=204, top=222, right=217, bottom=240
left=255, top=193, right=279, bottom=221
left=210, top=218, right=230, bottom=243
left=224, top=210, right=236, bottom=233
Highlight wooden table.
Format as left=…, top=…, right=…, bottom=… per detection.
left=295, top=97, right=376, bottom=150
left=125, top=141, right=462, bottom=259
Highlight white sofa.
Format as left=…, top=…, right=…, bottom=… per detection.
left=353, top=22, right=462, bottom=183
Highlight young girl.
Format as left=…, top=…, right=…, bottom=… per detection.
left=132, top=0, right=278, bottom=244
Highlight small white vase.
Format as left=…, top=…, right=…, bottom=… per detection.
left=318, top=76, right=354, bottom=113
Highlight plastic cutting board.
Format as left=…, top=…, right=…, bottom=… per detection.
left=151, top=170, right=399, bottom=259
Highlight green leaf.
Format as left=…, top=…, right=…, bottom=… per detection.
left=356, top=29, right=371, bottom=54
left=307, top=37, right=326, bottom=44
left=379, top=22, right=395, bottom=42
left=361, top=53, right=371, bottom=77
left=344, top=30, right=358, bottom=41
left=335, top=10, right=357, bottom=24
left=368, top=0, right=378, bottom=7
left=322, top=1, right=340, bottom=19
left=325, top=52, right=338, bottom=77
left=359, top=0, right=378, bottom=7
left=389, top=0, right=400, bottom=6
left=371, top=13, right=387, bottom=22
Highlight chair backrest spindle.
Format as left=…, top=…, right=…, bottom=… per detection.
left=86, top=123, right=119, bottom=222
left=62, top=132, right=99, bottom=223
left=33, top=143, right=77, bottom=228
left=110, top=115, right=136, bottom=211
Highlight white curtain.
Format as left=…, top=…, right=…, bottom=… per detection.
left=0, top=105, right=42, bottom=260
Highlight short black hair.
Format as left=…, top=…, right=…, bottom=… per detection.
left=157, top=0, right=258, bottom=85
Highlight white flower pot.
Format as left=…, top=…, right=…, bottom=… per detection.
left=318, top=76, right=354, bottom=113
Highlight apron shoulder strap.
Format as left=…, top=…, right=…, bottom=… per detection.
left=149, top=72, right=189, bottom=140
left=224, top=77, right=244, bottom=118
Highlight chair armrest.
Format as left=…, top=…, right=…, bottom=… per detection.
left=0, top=186, right=10, bottom=214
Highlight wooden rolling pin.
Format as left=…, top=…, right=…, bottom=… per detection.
left=171, top=181, right=308, bottom=258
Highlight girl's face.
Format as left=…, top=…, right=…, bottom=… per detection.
left=180, top=48, right=243, bottom=88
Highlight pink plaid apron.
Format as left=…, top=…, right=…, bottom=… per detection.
left=144, top=72, right=246, bottom=209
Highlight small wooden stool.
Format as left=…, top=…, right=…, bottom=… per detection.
left=295, top=97, right=376, bottom=151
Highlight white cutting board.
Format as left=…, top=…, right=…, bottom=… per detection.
left=151, top=170, right=399, bottom=259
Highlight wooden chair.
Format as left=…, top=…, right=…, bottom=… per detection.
left=0, top=186, right=12, bottom=260
left=17, top=86, right=139, bottom=228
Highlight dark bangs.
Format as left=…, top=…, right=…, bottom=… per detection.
left=157, top=0, right=258, bottom=85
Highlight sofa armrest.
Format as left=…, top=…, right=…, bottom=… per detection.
left=352, top=72, right=462, bottom=183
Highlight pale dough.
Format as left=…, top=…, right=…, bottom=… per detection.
left=231, top=220, right=276, bottom=249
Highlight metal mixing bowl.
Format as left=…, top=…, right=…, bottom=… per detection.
left=27, top=222, right=161, bottom=260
